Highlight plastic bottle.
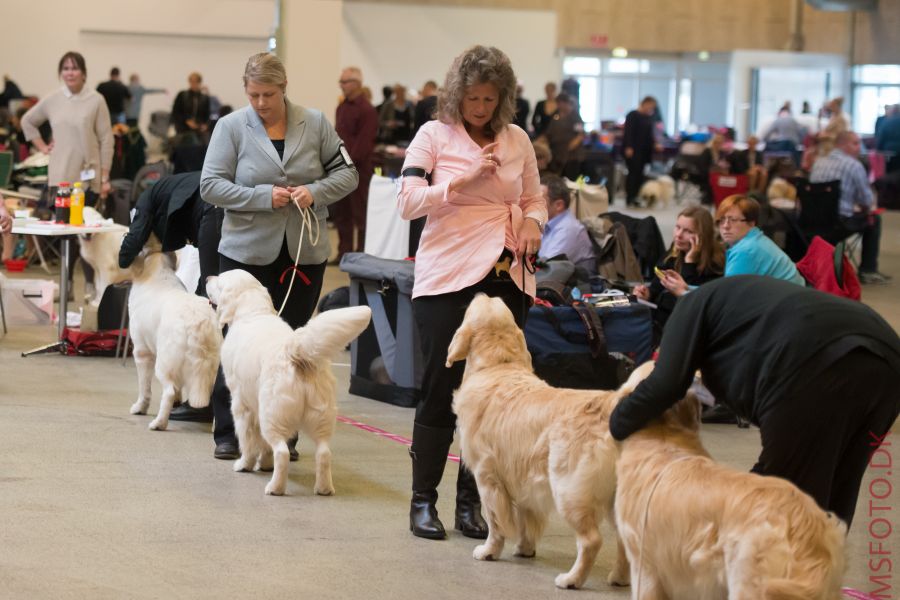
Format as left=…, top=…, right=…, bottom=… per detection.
left=54, top=183, right=71, bottom=223
left=70, top=182, right=85, bottom=225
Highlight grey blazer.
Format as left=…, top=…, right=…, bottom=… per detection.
left=200, top=100, right=358, bottom=265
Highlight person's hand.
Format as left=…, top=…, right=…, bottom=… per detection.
left=624, top=147, right=634, bottom=159
left=449, top=142, right=500, bottom=194
left=185, top=118, right=198, bottom=131
left=516, top=217, right=542, bottom=259
left=100, top=180, right=111, bottom=199
left=0, top=208, right=12, bottom=234
left=659, top=269, right=689, bottom=297
left=288, top=185, right=313, bottom=209
left=272, top=186, right=292, bottom=209
left=632, top=284, right=649, bottom=300
left=685, top=233, right=700, bottom=263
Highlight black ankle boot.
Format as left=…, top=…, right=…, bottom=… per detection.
left=410, top=489, right=446, bottom=540
left=409, top=423, right=454, bottom=540
left=455, top=461, right=488, bottom=539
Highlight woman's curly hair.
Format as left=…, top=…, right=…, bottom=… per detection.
left=437, top=45, right=517, bottom=135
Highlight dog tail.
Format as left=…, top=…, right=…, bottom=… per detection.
left=764, top=512, right=847, bottom=600
left=288, top=306, right=372, bottom=371
left=182, top=301, right=223, bottom=409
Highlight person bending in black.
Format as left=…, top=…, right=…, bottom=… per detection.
left=610, top=275, right=900, bottom=527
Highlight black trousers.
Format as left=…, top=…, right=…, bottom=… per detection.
left=211, top=238, right=327, bottom=444
left=625, top=155, right=649, bottom=204
left=751, top=347, right=899, bottom=527
left=412, top=268, right=529, bottom=429
left=839, top=213, right=882, bottom=274
left=188, top=202, right=223, bottom=298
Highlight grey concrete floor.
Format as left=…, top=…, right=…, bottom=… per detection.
left=1, top=200, right=898, bottom=599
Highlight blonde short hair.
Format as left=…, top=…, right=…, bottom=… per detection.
left=243, top=53, right=287, bottom=90
left=437, top=45, right=517, bottom=135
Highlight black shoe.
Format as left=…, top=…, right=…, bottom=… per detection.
left=288, top=434, right=299, bottom=462
left=410, top=492, right=447, bottom=539
left=409, top=423, right=454, bottom=540
left=169, top=404, right=214, bottom=423
left=455, top=462, right=488, bottom=539
left=214, top=441, right=240, bottom=460
left=701, top=404, right=738, bottom=425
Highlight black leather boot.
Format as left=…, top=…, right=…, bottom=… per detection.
left=409, top=423, right=454, bottom=540
left=455, top=461, right=488, bottom=539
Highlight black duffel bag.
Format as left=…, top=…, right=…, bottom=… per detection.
left=526, top=302, right=636, bottom=391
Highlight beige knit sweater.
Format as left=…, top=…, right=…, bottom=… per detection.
left=21, top=87, right=113, bottom=192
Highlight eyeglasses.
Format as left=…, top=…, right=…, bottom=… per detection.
left=716, top=217, right=748, bottom=226
left=338, top=79, right=359, bottom=85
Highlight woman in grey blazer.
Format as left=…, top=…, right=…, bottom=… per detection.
left=201, top=52, right=358, bottom=328
left=199, top=52, right=358, bottom=460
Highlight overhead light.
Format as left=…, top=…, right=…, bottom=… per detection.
left=698, top=51, right=710, bottom=61
left=611, top=47, right=628, bottom=58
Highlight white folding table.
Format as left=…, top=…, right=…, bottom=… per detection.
left=11, top=219, right=127, bottom=355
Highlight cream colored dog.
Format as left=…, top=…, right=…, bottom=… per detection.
left=615, top=369, right=846, bottom=600
left=639, top=176, right=675, bottom=209
left=125, top=250, right=221, bottom=431
left=206, top=270, right=371, bottom=496
left=79, top=206, right=130, bottom=305
left=447, top=294, right=651, bottom=590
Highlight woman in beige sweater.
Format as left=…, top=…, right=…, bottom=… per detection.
left=22, top=51, right=113, bottom=202
left=21, top=51, right=114, bottom=297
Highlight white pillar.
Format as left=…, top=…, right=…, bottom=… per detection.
left=280, top=0, right=344, bottom=120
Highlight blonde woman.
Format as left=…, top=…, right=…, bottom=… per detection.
left=200, top=52, right=358, bottom=459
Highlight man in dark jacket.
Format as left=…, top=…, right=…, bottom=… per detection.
left=170, top=72, right=211, bottom=136
left=623, top=96, right=658, bottom=206
left=610, top=275, right=900, bottom=527
left=96, top=67, right=131, bottom=124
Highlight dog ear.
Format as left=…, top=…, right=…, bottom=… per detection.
left=445, top=325, right=472, bottom=367
left=667, top=393, right=702, bottom=431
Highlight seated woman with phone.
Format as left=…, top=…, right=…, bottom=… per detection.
left=633, top=206, right=724, bottom=345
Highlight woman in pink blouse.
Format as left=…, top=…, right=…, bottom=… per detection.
left=398, top=45, right=546, bottom=541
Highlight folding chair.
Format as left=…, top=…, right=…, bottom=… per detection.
left=709, top=172, right=749, bottom=207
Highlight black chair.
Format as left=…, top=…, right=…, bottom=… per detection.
left=796, top=179, right=846, bottom=245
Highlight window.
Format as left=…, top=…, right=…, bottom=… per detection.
left=851, top=65, right=900, bottom=134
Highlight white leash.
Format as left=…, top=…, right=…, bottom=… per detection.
left=276, top=198, right=320, bottom=317
left=633, top=454, right=696, bottom=598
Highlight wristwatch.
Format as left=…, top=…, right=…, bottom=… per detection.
left=526, top=215, right=545, bottom=233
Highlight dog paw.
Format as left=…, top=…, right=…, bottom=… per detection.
left=514, top=545, right=536, bottom=558
left=265, top=481, right=285, bottom=496
left=233, top=459, right=253, bottom=473
left=473, top=545, right=497, bottom=561
left=607, top=570, right=630, bottom=587
left=130, top=401, right=148, bottom=415
left=148, top=418, right=167, bottom=431
left=314, top=485, right=335, bottom=496
left=554, top=573, right=581, bottom=590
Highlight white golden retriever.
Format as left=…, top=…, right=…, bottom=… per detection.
left=79, top=206, right=130, bottom=305
left=639, top=175, right=675, bottom=209
left=615, top=369, right=846, bottom=600
left=125, top=251, right=221, bottom=431
left=446, top=294, right=652, bottom=590
left=206, top=270, right=371, bottom=496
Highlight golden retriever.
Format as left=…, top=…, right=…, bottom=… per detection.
left=124, top=250, right=221, bottom=431
left=206, top=270, right=371, bottom=496
left=446, top=294, right=652, bottom=589
left=615, top=372, right=846, bottom=600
